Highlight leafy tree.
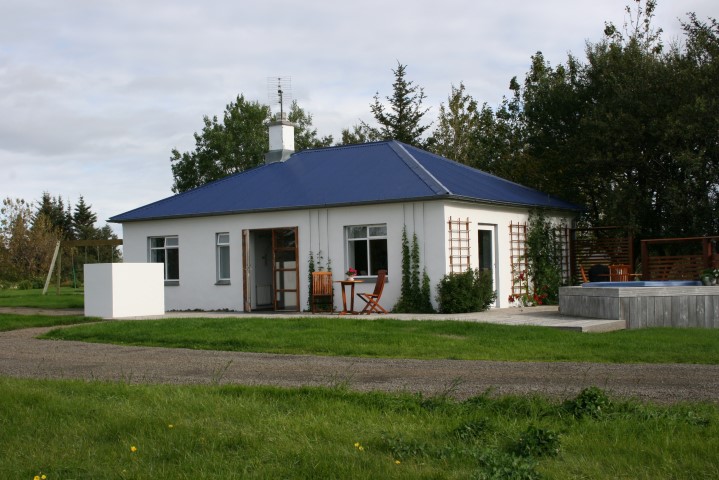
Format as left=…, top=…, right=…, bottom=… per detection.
left=340, top=124, right=381, bottom=145
left=477, top=0, right=719, bottom=238
left=0, top=198, right=59, bottom=283
left=171, top=96, right=330, bottom=193
left=170, top=95, right=269, bottom=193
left=341, top=62, right=431, bottom=147
left=427, top=83, right=480, bottom=165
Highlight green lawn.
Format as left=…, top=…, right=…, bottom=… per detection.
left=1, top=377, right=716, bottom=479
left=0, top=287, right=84, bottom=309
left=42, top=317, right=719, bottom=364
left=0, top=313, right=95, bottom=332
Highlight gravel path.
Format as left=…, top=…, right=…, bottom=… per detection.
left=2, top=323, right=718, bottom=404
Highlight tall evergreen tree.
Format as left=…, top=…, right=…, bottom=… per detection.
left=369, top=62, right=431, bottom=146
left=72, top=196, right=98, bottom=240
left=341, top=62, right=431, bottom=147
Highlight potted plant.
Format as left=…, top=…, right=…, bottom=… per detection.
left=700, top=268, right=718, bottom=286
left=345, top=267, right=358, bottom=281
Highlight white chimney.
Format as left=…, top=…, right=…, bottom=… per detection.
left=265, top=112, right=295, bottom=164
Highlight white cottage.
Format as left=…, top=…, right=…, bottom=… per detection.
left=110, top=120, right=579, bottom=312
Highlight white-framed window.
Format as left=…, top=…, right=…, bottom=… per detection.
left=216, top=233, right=230, bottom=284
left=149, top=236, right=179, bottom=284
left=345, top=224, right=388, bottom=276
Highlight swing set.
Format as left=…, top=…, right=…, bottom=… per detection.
left=42, top=239, right=123, bottom=295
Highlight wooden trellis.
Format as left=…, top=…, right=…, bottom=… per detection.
left=448, top=217, right=471, bottom=273
left=509, top=221, right=528, bottom=297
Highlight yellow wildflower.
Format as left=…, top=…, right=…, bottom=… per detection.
left=354, top=442, right=360, bottom=448
left=34, top=476, right=40, bottom=480
left=168, top=424, right=174, bottom=429
left=395, top=460, right=401, bottom=465
left=358, top=445, right=365, bottom=452
left=130, top=445, right=138, bottom=453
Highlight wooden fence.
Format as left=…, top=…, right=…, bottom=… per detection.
left=641, top=236, right=719, bottom=281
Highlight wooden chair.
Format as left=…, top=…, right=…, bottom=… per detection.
left=608, top=264, right=631, bottom=282
left=579, top=265, right=589, bottom=283
left=357, top=270, right=388, bottom=314
left=311, top=271, right=334, bottom=313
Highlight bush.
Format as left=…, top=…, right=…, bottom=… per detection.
left=513, top=425, right=560, bottom=458
left=436, top=269, right=496, bottom=313
left=564, top=387, right=612, bottom=419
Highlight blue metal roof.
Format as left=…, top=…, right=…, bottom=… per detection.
left=110, top=140, right=580, bottom=222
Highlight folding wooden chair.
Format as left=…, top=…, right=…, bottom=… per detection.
left=357, top=270, right=388, bottom=314
left=311, top=271, right=334, bottom=313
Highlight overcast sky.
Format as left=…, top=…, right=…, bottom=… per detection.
left=1, top=0, right=716, bottom=233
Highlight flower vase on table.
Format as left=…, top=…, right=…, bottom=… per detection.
left=346, top=267, right=358, bottom=281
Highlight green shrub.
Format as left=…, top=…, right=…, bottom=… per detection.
left=474, top=450, right=542, bottom=480
left=17, top=280, right=34, bottom=290
left=436, top=269, right=496, bottom=313
left=513, top=425, right=560, bottom=457
left=564, top=386, right=612, bottom=419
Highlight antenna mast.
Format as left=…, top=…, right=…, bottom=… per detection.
left=267, top=76, right=292, bottom=119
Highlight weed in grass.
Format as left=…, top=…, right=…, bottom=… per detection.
left=512, top=425, right=560, bottom=458
left=564, top=387, right=612, bottom=419
left=474, top=450, right=541, bottom=480
left=453, top=418, right=490, bottom=441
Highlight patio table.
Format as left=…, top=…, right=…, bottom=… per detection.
left=335, top=279, right=363, bottom=315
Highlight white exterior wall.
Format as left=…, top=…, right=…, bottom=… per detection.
left=121, top=200, right=573, bottom=312
left=442, top=202, right=573, bottom=308
left=122, top=202, right=441, bottom=312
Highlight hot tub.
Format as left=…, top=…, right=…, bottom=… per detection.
left=582, top=281, right=701, bottom=288
left=560, top=282, right=718, bottom=328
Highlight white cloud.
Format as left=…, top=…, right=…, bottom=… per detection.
left=0, top=0, right=716, bottom=234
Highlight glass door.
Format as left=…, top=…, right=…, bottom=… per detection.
left=478, top=224, right=499, bottom=307
left=272, top=227, right=299, bottom=311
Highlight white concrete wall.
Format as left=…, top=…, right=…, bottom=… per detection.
left=84, top=263, right=165, bottom=318
left=120, top=200, right=574, bottom=312
left=442, top=202, right=574, bottom=308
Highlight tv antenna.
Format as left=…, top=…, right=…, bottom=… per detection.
left=267, top=76, right=292, bottom=119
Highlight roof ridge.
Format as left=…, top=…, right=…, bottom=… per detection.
left=401, top=142, right=573, bottom=202
left=388, top=141, right=451, bottom=195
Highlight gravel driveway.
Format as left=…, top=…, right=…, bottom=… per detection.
left=1, top=323, right=718, bottom=404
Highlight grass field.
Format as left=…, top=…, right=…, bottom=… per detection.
left=0, top=313, right=95, bottom=332
left=0, top=287, right=83, bottom=309
left=42, top=316, right=719, bottom=364
left=1, top=377, right=717, bottom=479
left=3, top=293, right=719, bottom=477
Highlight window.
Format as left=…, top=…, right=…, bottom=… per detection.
left=149, top=236, right=179, bottom=284
left=346, top=224, right=388, bottom=276
left=216, top=233, right=230, bottom=284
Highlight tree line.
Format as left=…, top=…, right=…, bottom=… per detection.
left=0, top=193, right=119, bottom=286
left=170, top=1, right=714, bottom=240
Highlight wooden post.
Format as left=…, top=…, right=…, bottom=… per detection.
left=641, top=240, right=650, bottom=281
left=42, top=241, right=61, bottom=295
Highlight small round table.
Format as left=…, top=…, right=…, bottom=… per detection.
left=335, top=279, right=364, bottom=315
